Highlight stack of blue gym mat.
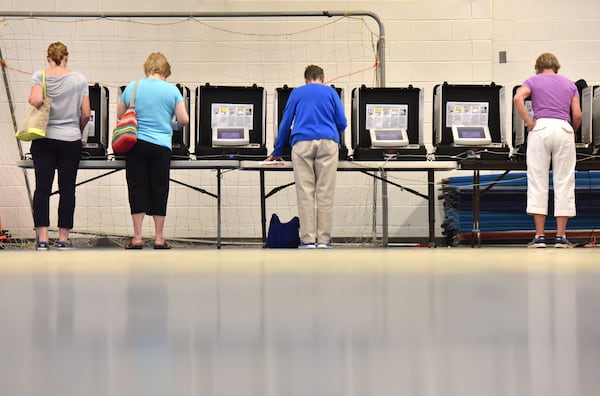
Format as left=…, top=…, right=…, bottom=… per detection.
left=440, top=171, right=600, bottom=246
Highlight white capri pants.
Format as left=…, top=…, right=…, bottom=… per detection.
left=526, top=118, right=576, bottom=217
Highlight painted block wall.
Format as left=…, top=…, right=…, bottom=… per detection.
left=2, top=0, right=600, bottom=242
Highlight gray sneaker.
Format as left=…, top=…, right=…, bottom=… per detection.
left=528, top=235, right=546, bottom=248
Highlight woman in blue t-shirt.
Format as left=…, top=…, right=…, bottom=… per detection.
left=117, top=52, right=189, bottom=249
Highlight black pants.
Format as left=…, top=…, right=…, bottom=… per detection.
left=31, top=138, right=82, bottom=229
left=125, top=140, right=171, bottom=216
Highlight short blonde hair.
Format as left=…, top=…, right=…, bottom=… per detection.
left=47, top=42, right=68, bottom=65
left=143, top=52, right=171, bottom=78
left=535, top=52, right=561, bottom=74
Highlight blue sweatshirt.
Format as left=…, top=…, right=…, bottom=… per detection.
left=272, top=83, right=347, bottom=157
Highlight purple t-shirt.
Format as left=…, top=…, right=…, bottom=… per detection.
left=522, top=73, right=578, bottom=122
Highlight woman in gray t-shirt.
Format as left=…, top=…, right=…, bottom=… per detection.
left=28, top=41, right=90, bottom=250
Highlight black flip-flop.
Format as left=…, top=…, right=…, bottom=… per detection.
left=125, top=241, right=143, bottom=250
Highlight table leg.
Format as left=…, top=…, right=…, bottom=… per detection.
left=472, top=169, right=481, bottom=248
left=381, top=169, right=388, bottom=247
left=428, top=169, right=435, bottom=247
left=260, top=170, right=267, bottom=246
left=217, top=169, right=222, bottom=249
left=372, top=176, right=377, bottom=243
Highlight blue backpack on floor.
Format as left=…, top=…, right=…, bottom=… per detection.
left=266, top=214, right=300, bottom=248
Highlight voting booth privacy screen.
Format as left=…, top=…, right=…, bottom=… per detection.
left=83, top=84, right=109, bottom=159
left=195, top=84, right=267, bottom=159
left=172, top=84, right=191, bottom=158
left=579, top=84, right=599, bottom=155
left=351, top=85, right=426, bottom=160
left=592, top=86, right=600, bottom=154
left=274, top=85, right=348, bottom=160
left=511, top=85, right=531, bottom=155
left=432, top=83, right=508, bottom=160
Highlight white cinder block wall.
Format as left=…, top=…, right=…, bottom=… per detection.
left=1, top=0, right=600, bottom=243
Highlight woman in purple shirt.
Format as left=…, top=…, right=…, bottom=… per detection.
left=514, top=52, right=582, bottom=248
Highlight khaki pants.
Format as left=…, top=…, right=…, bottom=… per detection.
left=291, top=139, right=339, bottom=244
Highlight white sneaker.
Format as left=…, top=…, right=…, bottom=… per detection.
left=299, top=243, right=316, bottom=249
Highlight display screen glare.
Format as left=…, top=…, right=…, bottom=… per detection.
left=375, top=131, right=405, bottom=141
left=217, top=129, right=245, bottom=139
left=458, top=127, right=486, bottom=138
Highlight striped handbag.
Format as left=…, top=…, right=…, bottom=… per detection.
left=111, top=80, right=139, bottom=154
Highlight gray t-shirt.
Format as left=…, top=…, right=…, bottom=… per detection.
left=32, top=70, right=89, bottom=141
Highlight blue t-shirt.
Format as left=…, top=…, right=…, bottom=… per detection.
left=121, top=78, right=183, bottom=149
left=273, top=83, right=347, bottom=157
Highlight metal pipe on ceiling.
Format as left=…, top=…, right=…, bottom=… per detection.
left=0, top=10, right=386, bottom=86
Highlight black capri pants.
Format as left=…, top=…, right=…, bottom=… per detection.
left=125, top=139, right=171, bottom=216
left=31, top=138, right=82, bottom=229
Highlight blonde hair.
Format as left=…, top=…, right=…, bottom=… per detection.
left=143, top=52, right=172, bottom=78
left=47, top=42, right=68, bottom=65
left=535, top=52, right=561, bottom=74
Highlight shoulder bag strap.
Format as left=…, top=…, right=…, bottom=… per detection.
left=129, top=80, right=139, bottom=108
left=41, top=70, right=47, bottom=99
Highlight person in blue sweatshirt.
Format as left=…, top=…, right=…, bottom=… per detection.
left=266, top=65, right=347, bottom=248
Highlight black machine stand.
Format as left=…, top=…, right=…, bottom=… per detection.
left=195, top=83, right=267, bottom=160
left=82, top=84, right=109, bottom=159
left=432, top=82, right=509, bottom=161
left=351, top=85, right=427, bottom=161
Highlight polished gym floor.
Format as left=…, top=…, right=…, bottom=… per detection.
left=1, top=247, right=599, bottom=396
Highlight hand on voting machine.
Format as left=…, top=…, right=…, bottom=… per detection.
left=258, top=160, right=286, bottom=166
